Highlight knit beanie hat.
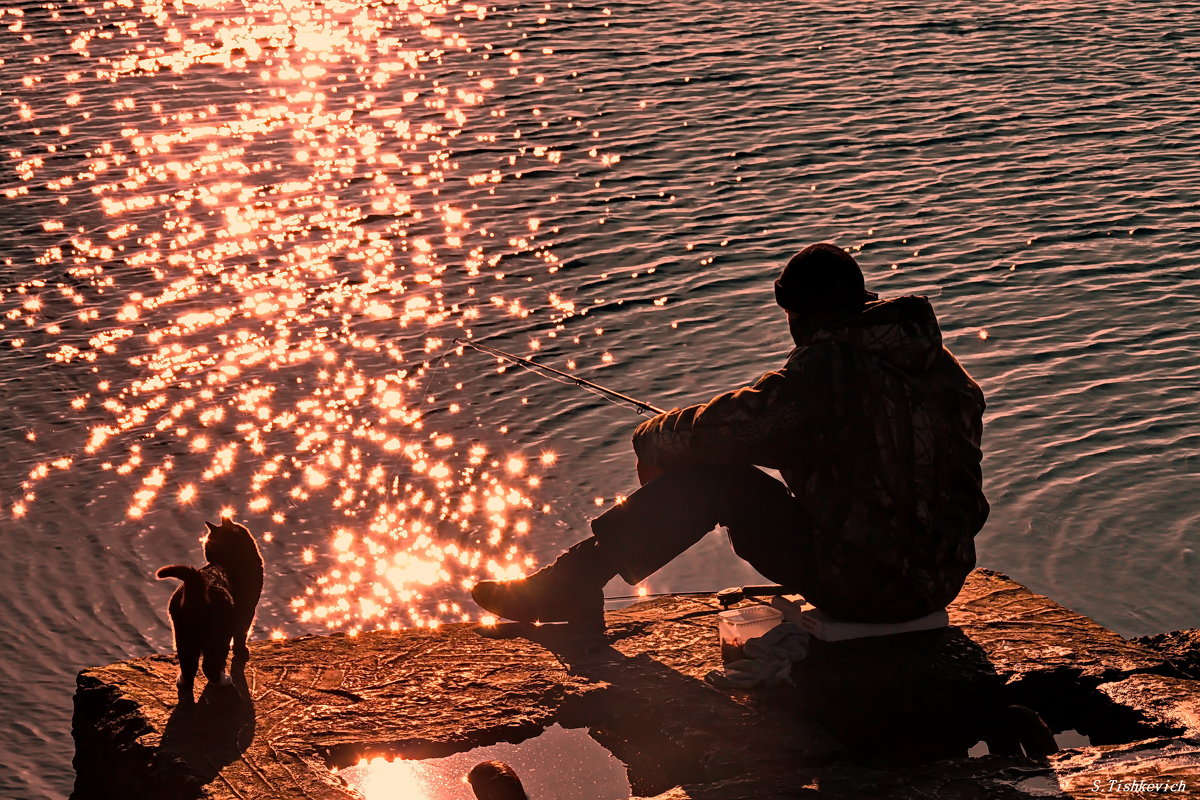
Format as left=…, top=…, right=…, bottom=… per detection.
left=774, top=243, right=872, bottom=315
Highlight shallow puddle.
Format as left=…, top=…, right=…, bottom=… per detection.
left=1053, top=729, right=1092, bottom=750
left=335, top=724, right=630, bottom=800
left=968, top=728, right=1093, bottom=757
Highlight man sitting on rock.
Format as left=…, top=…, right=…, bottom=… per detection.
left=471, top=243, right=989, bottom=629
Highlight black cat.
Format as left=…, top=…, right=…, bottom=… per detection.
left=157, top=518, right=264, bottom=703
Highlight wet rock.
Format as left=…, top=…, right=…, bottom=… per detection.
left=642, top=740, right=1200, bottom=800
left=1035, top=737, right=1200, bottom=798
left=72, top=569, right=1190, bottom=799
left=949, top=569, right=1166, bottom=687
left=1096, top=674, right=1200, bottom=737
left=468, top=760, right=529, bottom=800
left=1133, top=629, right=1200, bottom=679
left=71, top=599, right=843, bottom=800
left=945, top=569, right=1170, bottom=737
left=73, top=627, right=576, bottom=800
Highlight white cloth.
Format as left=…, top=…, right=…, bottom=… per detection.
left=704, top=622, right=810, bottom=690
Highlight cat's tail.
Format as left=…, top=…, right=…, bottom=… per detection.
left=156, top=565, right=205, bottom=603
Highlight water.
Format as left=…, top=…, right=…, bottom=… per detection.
left=968, top=729, right=1093, bottom=758
left=336, top=724, right=629, bottom=800
left=1, top=1, right=1198, bottom=797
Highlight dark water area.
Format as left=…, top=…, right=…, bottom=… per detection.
left=1, top=0, right=1199, bottom=797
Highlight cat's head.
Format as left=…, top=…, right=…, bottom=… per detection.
left=203, top=517, right=259, bottom=565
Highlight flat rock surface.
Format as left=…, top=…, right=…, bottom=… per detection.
left=1134, top=629, right=1200, bottom=680
left=1033, top=737, right=1200, bottom=799
left=74, top=625, right=576, bottom=799
left=74, top=595, right=843, bottom=799
left=948, top=569, right=1167, bottom=687
left=640, top=739, right=1200, bottom=800
left=74, top=568, right=1192, bottom=799
left=1097, top=675, right=1200, bottom=737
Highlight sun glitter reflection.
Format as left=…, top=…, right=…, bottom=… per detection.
left=339, top=757, right=429, bottom=800
left=1, top=0, right=633, bottom=631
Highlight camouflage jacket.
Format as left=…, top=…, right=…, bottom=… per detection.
left=632, top=295, right=988, bottom=620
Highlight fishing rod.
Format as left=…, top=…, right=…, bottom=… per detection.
left=453, top=337, right=665, bottom=416
left=451, top=347, right=791, bottom=606
left=606, top=585, right=790, bottom=607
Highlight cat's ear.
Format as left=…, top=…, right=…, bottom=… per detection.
left=205, top=520, right=218, bottom=532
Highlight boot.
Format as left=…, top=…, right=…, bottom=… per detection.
left=470, top=538, right=612, bottom=629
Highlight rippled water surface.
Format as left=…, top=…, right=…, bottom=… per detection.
left=2, top=0, right=1198, bottom=796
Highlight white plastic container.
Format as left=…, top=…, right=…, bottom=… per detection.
left=717, top=605, right=783, bottom=663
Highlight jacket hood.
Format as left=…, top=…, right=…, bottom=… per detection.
left=797, top=295, right=943, bottom=373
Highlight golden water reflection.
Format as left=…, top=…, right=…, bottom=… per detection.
left=343, top=757, right=434, bottom=800
left=2, top=0, right=632, bottom=631
left=336, top=724, right=631, bottom=800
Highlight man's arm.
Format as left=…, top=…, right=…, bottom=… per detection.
left=632, top=365, right=806, bottom=472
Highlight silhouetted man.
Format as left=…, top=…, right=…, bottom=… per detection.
left=471, top=243, right=989, bottom=628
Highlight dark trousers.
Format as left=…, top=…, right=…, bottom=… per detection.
left=590, top=464, right=818, bottom=592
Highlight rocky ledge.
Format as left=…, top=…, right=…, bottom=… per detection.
left=73, top=568, right=1200, bottom=799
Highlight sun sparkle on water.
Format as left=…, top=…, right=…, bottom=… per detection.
left=1, top=0, right=632, bottom=631
left=340, top=756, right=430, bottom=800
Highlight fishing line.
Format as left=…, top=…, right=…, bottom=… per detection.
left=453, top=337, right=665, bottom=416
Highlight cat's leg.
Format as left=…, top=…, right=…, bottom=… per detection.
left=232, top=608, right=253, bottom=662
left=176, top=638, right=200, bottom=704
left=201, top=635, right=233, bottom=688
